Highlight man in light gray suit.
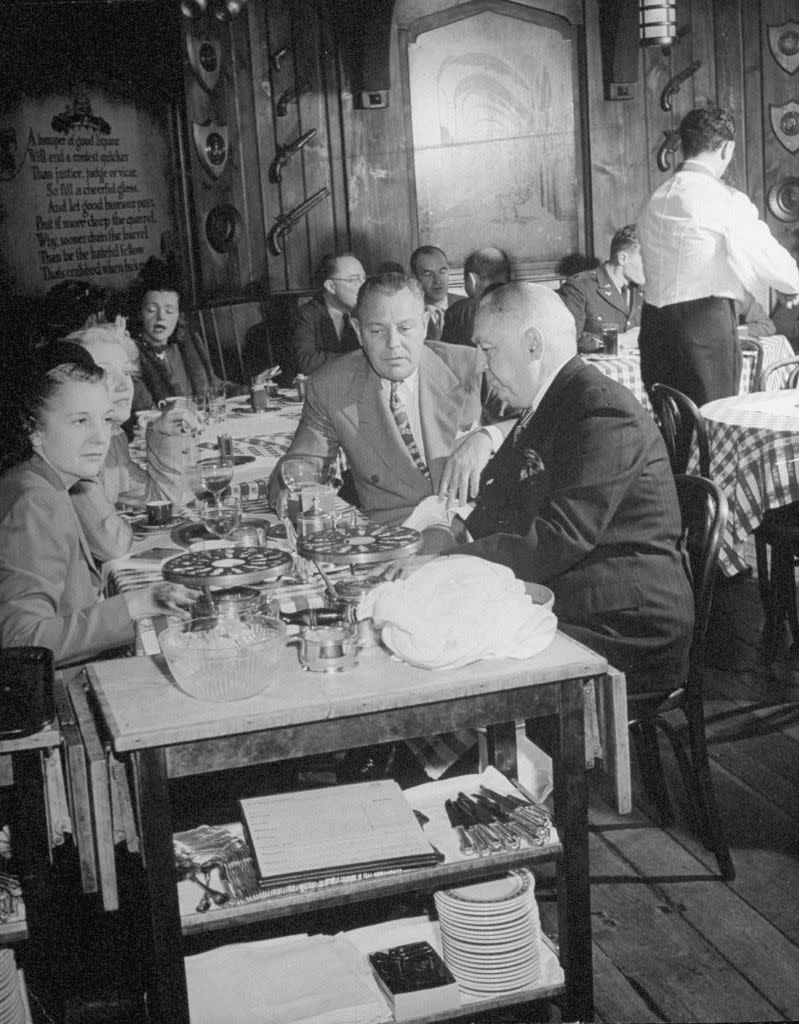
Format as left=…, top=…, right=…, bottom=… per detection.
left=269, top=272, right=497, bottom=525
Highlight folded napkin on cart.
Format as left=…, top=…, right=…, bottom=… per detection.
left=360, top=555, right=557, bottom=670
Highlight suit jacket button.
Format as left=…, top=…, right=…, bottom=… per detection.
left=370, top=474, right=379, bottom=484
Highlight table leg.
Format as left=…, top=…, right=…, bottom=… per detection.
left=479, top=720, right=518, bottom=777
left=134, top=747, right=190, bottom=1024
left=554, top=677, right=593, bottom=1023
left=10, top=749, right=59, bottom=1011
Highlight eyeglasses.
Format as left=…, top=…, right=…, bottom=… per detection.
left=329, top=275, right=366, bottom=285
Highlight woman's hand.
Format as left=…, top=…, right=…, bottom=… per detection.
left=123, top=582, right=199, bottom=621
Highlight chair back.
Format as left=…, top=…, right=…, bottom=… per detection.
left=758, top=356, right=799, bottom=391
left=739, top=338, right=764, bottom=392
left=650, top=383, right=710, bottom=477
left=674, top=474, right=728, bottom=662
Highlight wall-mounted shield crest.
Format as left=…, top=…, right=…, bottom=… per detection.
left=192, top=120, right=229, bottom=178
left=770, top=100, right=799, bottom=154
left=769, top=22, right=799, bottom=75
left=186, top=33, right=222, bottom=92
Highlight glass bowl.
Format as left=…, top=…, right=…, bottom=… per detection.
left=159, top=613, right=286, bottom=702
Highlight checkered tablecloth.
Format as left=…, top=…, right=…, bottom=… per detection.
left=584, top=335, right=794, bottom=414
left=691, top=390, right=799, bottom=575
left=584, top=353, right=652, bottom=411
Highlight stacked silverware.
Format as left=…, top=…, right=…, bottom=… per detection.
left=444, top=784, right=552, bottom=857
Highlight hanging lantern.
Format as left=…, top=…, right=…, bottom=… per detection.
left=639, top=1, right=677, bottom=47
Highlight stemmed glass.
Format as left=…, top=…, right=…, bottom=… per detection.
left=197, top=458, right=234, bottom=507
left=199, top=496, right=241, bottom=540
left=279, top=457, right=337, bottom=521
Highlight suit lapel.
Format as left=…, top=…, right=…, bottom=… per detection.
left=418, top=347, right=464, bottom=488
left=30, top=456, right=100, bottom=576
left=339, top=356, right=424, bottom=491
left=596, top=263, right=628, bottom=317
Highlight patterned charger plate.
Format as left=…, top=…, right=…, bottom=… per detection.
left=296, top=523, right=422, bottom=565
left=161, top=546, right=292, bottom=587
left=170, top=516, right=271, bottom=549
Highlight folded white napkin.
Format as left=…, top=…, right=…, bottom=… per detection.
left=186, top=933, right=388, bottom=1024
left=402, top=495, right=472, bottom=534
left=359, top=555, right=557, bottom=670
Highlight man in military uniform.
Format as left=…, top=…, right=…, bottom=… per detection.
left=559, top=224, right=644, bottom=353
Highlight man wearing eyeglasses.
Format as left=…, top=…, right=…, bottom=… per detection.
left=292, top=253, right=366, bottom=375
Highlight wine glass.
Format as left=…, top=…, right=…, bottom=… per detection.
left=199, top=497, right=241, bottom=540
left=279, top=457, right=335, bottom=521
left=199, top=458, right=234, bottom=507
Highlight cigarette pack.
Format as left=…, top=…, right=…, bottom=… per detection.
left=368, top=941, right=459, bottom=1021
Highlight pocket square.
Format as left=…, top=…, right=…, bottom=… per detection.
left=519, top=447, right=545, bottom=481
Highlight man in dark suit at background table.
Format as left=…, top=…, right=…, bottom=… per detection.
left=441, top=246, right=511, bottom=347
left=410, top=245, right=463, bottom=341
left=449, top=282, right=694, bottom=693
left=559, top=225, right=645, bottom=353
left=291, top=253, right=365, bottom=375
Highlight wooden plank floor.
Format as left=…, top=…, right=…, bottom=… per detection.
left=579, top=574, right=799, bottom=1024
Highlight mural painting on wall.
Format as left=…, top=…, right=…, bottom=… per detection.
left=0, top=87, right=173, bottom=295
left=408, top=11, right=579, bottom=269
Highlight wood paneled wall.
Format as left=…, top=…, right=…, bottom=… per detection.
left=344, top=0, right=799, bottom=277
left=179, top=0, right=799, bottom=301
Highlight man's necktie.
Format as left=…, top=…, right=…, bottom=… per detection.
left=390, top=381, right=430, bottom=479
left=427, top=307, right=443, bottom=340
left=621, top=284, right=631, bottom=316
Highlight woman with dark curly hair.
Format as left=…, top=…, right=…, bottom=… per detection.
left=0, top=347, right=195, bottom=667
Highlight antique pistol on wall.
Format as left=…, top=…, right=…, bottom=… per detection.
left=267, top=186, right=331, bottom=255
left=276, top=81, right=311, bottom=117
left=269, top=127, right=317, bottom=183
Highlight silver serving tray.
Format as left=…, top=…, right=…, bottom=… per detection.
left=161, top=546, right=292, bottom=588
left=296, top=524, right=423, bottom=565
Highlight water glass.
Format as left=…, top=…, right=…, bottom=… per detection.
left=207, top=384, right=227, bottom=425
left=296, top=508, right=334, bottom=539
left=199, top=496, right=242, bottom=540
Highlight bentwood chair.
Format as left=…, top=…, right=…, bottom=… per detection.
left=739, top=338, right=764, bottom=393
left=628, top=475, right=735, bottom=880
left=750, top=358, right=799, bottom=651
left=650, top=383, right=710, bottom=477
left=758, top=356, right=799, bottom=391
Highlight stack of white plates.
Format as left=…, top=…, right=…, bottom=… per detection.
left=0, top=948, right=27, bottom=1024
left=434, top=869, right=541, bottom=998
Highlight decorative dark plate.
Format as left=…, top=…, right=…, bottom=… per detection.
left=297, top=524, right=423, bottom=565
left=198, top=455, right=255, bottom=467
left=161, top=546, right=292, bottom=587
left=170, top=516, right=271, bottom=549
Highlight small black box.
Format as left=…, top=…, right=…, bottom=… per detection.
left=0, top=647, right=55, bottom=739
left=369, top=941, right=459, bottom=1020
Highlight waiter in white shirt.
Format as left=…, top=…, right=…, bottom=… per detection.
left=639, top=105, right=799, bottom=406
